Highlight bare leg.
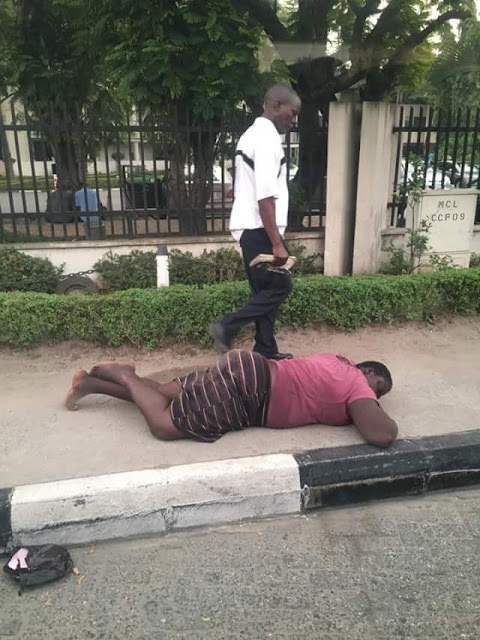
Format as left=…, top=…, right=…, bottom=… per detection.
left=65, top=370, right=133, bottom=410
left=88, top=363, right=185, bottom=440
left=90, top=362, right=182, bottom=400
left=65, top=366, right=185, bottom=441
left=65, top=369, right=182, bottom=410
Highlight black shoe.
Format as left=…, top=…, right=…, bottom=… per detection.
left=210, top=323, right=232, bottom=354
left=265, top=352, right=294, bottom=361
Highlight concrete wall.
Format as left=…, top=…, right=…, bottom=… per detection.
left=381, top=226, right=480, bottom=266
left=324, top=103, right=362, bottom=276
left=11, top=231, right=324, bottom=280
left=352, top=103, right=399, bottom=274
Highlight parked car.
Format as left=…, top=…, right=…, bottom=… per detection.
left=463, top=163, right=480, bottom=187
left=399, top=160, right=452, bottom=190
left=184, top=164, right=233, bottom=205
left=435, top=161, right=470, bottom=187
left=122, top=166, right=167, bottom=210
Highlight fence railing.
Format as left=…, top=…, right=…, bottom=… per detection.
left=390, top=105, right=480, bottom=227
left=0, top=102, right=326, bottom=242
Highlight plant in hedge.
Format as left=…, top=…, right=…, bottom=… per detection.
left=470, top=253, right=480, bottom=268
left=0, top=231, right=47, bottom=244
left=385, top=156, right=455, bottom=274
left=94, top=250, right=157, bottom=291
left=288, top=243, right=323, bottom=276
left=0, top=248, right=63, bottom=293
left=168, top=248, right=245, bottom=286
left=169, top=244, right=323, bottom=284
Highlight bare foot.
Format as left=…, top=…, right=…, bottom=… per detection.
left=89, top=361, right=136, bottom=384
left=65, top=370, right=90, bottom=411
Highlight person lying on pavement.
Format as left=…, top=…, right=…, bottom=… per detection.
left=64, top=349, right=397, bottom=448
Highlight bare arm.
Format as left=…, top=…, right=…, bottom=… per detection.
left=348, top=398, right=398, bottom=448
left=258, top=196, right=288, bottom=266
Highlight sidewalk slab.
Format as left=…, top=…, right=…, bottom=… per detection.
left=1, top=431, right=479, bottom=554
left=2, top=319, right=480, bottom=488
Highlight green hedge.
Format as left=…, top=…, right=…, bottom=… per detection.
left=1, top=269, right=479, bottom=348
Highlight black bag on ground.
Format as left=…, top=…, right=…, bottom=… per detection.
left=3, top=544, right=73, bottom=593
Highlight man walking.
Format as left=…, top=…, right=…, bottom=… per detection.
left=211, top=84, right=302, bottom=360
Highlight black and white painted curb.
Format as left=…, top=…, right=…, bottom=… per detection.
left=1, top=430, right=479, bottom=554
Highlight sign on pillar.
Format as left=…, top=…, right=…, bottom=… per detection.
left=418, top=190, right=478, bottom=268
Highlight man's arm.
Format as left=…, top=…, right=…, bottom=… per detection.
left=258, top=196, right=288, bottom=266
left=348, top=399, right=398, bottom=448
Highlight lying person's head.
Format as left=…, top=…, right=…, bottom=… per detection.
left=356, top=361, right=392, bottom=399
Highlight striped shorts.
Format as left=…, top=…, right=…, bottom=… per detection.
left=170, top=350, right=271, bottom=443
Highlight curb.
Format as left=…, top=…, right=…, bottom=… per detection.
left=1, top=431, right=479, bottom=554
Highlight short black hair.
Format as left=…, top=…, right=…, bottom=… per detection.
left=357, top=361, right=393, bottom=389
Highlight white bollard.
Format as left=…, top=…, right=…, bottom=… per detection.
left=156, top=245, right=169, bottom=288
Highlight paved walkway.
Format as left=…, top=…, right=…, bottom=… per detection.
left=2, top=317, right=480, bottom=488
left=2, top=489, right=479, bottom=639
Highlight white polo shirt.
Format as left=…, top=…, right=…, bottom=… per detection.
left=229, top=117, right=288, bottom=242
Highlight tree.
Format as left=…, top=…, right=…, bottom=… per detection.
left=233, top=0, right=473, bottom=227
left=0, top=1, right=16, bottom=179
left=1, top=0, right=125, bottom=191
left=428, top=17, right=480, bottom=112
left=94, top=0, right=270, bottom=234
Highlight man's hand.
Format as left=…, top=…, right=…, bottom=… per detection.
left=272, top=243, right=289, bottom=266
left=258, top=197, right=288, bottom=265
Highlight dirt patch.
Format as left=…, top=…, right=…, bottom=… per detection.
left=1, top=316, right=479, bottom=379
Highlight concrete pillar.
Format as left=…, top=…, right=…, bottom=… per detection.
left=156, top=245, right=169, bottom=287
left=324, top=103, right=362, bottom=276
left=352, top=103, right=400, bottom=275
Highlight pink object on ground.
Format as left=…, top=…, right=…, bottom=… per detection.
left=7, top=548, right=29, bottom=570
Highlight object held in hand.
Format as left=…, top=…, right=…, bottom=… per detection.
left=249, top=253, right=297, bottom=272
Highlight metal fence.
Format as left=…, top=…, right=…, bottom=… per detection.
left=0, top=102, right=326, bottom=242
left=390, top=105, right=480, bottom=227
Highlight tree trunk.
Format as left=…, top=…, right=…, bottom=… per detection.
left=289, top=57, right=336, bottom=229
left=189, top=129, right=218, bottom=235
left=163, top=102, right=221, bottom=236
left=361, top=65, right=404, bottom=101
left=164, top=136, right=191, bottom=235
left=50, top=135, right=82, bottom=190
left=165, top=124, right=219, bottom=237
left=0, top=107, right=16, bottom=181
left=40, top=109, right=86, bottom=190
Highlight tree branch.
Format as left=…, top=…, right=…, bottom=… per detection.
left=312, top=0, right=336, bottom=44
left=347, top=0, right=361, bottom=17
left=232, top=0, right=290, bottom=41
left=364, top=0, right=405, bottom=46
left=332, top=68, right=367, bottom=94
left=351, top=0, right=382, bottom=49
left=0, top=92, right=15, bottom=105
left=390, top=9, right=472, bottom=65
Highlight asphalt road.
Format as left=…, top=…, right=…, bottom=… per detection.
left=1, top=488, right=479, bottom=639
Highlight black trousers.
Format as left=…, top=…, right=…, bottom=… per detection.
left=220, top=228, right=292, bottom=357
